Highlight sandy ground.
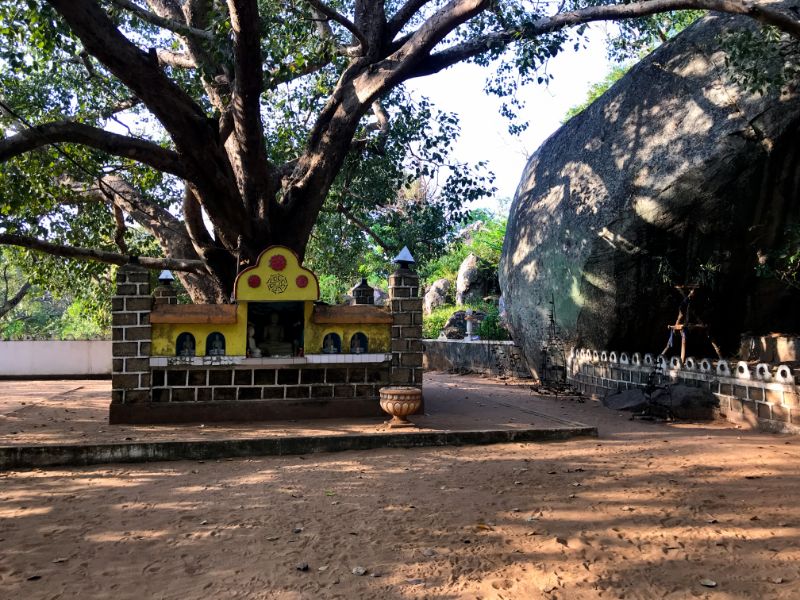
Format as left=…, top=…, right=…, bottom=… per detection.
left=1, top=374, right=799, bottom=599
left=0, top=374, right=596, bottom=446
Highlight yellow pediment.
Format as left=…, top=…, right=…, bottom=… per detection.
left=234, top=246, right=320, bottom=302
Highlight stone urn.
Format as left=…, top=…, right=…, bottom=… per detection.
left=379, top=386, right=422, bottom=428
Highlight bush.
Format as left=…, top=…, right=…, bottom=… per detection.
left=423, top=304, right=456, bottom=339
left=477, top=304, right=510, bottom=341
left=422, top=301, right=509, bottom=341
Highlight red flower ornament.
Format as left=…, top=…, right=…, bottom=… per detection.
left=269, top=254, right=287, bottom=271
left=247, top=274, right=261, bottom=288
left=296, top=275, right=309, bottom=288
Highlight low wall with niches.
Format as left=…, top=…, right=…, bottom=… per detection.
left=567, top=348, right=800, bottom=433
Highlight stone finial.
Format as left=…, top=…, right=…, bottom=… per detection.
left=393, top=246, right=415, bottom=269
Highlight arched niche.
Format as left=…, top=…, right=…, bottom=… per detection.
left=322, top=332, right=341, bottom=354
left=350, top=332, right=369, bottom=354
left=206, top=332, right=226, bottom=356
left=176, top=332, right=196, bottom=357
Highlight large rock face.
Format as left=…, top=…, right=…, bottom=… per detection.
left=500, top=9, right=800, bottom=374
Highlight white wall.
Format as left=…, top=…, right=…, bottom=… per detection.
left=0, top=341, right=112, bottom=377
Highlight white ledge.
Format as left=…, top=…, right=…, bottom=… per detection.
left=150, top=353, right=392, bottom=368
left=305, top=353, right=391, bottom=364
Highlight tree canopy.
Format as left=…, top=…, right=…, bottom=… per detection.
left=1, top=0, right=799, bottom=303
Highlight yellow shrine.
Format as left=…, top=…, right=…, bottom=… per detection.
left=150, top=246, right=392, bottom=358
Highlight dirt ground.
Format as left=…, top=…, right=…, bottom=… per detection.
left=0, top=374, right=592, bottom=446
left=1, top=374, right=799, bottom=599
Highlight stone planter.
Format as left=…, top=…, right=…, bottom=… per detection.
left=379, top=386, right=422, bottom=428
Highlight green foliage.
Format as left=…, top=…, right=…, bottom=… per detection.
left=605, top=10, right=706, bottom=62
left=423, top=304, right=457, bottom=340
left=420, top=210, right=507, bottom=288
left=653, top=252, right=724, bottom=288
left=0, top=288, right=109, bottom=340
left=0, top=247, right=110, bottom=339
left=477, top=304, right=510, bottom=341
left=563, top=65, right=630, bottom=122
left=721, top=26, right=800, bottom=95
left=422, top=301, right=509, bottom=341
left=756, top=225, right=800, bottom=290
left=317, top=273, right=349, bottom=305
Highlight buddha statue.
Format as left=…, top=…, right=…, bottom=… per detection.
left=178, top=335, right=195, bottom=357
left=208, top=333, right=225, bottom=356
left=260, top=312, right=293, bottom=357
left=247, top=324, right=261, bottom=358
left=322, top=333, right=340, bottom=354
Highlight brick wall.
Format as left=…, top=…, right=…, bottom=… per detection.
left=150, top=364, right=388, bottom=403
left=568, top=348, right=800, bottom=433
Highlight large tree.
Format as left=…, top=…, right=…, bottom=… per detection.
left=1, top=0, right=798, bottom=302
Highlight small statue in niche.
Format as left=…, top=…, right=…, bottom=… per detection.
left=350, top=333, right=367, bottom=354
left=247, top=323, right=262, bottom=358
left=177, top=333, right=195, bottom=357
left=322, top=333, right=340, bottom=354
left=208, top=333, right=225, bottom=356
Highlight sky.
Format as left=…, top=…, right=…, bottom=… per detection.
left=406, top=24, right=615, bottom=212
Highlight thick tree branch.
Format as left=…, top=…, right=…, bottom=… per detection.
left=112, top=204, right=129, bottom=253
left=109, top=0, right=214, bottom=40
left=227, top=0, right=272, bottom=218
left=0, top=280, right=31, bottom=320
left=97, top=97, right=142, bottom=120
left=47, top=0, right=249, bottom=252
left=388, top=0, right=434, bottom=37
left=156, top=49, right=197, bottom=69
left=182, top=187, right=216, bottom=251
left=393, top=0, right=488, bottom=67
left=88, top=175, right=231, bottom=303
left=410, top=0, right=800, bottom=77
left=337, top=203, right=393, bottom=255
left=147, top=0, right=229, bottom=108
left=0, top=233, right=206, bottom=273
left=0, top=121, right=187, bottom=177
left=307, top=0, right=369, bottom=50
left=351, top=100, right=390, bottom=151
left=354, top=0, right=386, bottom=54
left=47, top=0, right=211, bottom=139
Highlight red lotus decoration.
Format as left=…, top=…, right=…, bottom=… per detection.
left=247, top=274, right=261, bottom=288
left=296, top=275, right=309, bottom=288
left=269, top=254, right=287, bottom=271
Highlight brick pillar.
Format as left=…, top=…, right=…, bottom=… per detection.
left=153, top=282, right=178, bottom=305
left=389, top=266, right=424, bottom=395
left=111, top=265, right=153, bottom=409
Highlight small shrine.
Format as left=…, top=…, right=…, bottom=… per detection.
left=109, top=246, right=423, bottom=424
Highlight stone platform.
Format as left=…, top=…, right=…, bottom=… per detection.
left=0, top=373, right=596, bottom=469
